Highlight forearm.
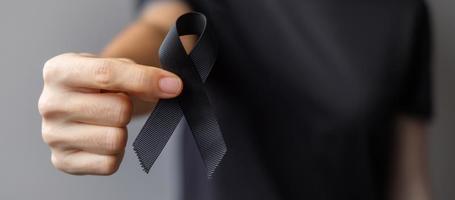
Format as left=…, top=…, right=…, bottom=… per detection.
left=100, top=1, right=192, bottom=115
left=390, top=116, right=432, bottom=200
left=101, top=1, right=192, bottom=65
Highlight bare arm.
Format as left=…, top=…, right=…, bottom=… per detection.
left=102, top=1, right=195, bottom=115
left=390, top=116, right=432, bottom=200
left=101, top=1, right=192, bottom=65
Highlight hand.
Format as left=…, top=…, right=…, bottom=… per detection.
left=38, top=53, right=182, bottom=175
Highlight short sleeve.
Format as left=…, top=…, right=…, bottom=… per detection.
left=397, top=1, right=433, bottom=120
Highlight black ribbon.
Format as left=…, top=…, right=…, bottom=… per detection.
left=133, top=12, right=227, bottom=178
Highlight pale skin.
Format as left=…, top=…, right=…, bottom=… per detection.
left=38, top=1, right=431, bottom=199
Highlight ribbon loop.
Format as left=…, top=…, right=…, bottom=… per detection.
left=133, top=12, right=226, bottom=178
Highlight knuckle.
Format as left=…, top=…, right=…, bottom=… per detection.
left=105, top=128, right=127, bottom=154
left=43, top=53, right=76, bottom=83
left=112, top=96, right=132, bottom=126
left=38, top=92, right=55, bottom=118
left=38, top=93, right=51, bottom=117
left=41, top=129, right=58, bottom=147
left=38, top=92, right=65, bottom=119
left=130, top=68, right=151, bottom=93
left=53, top=152, right=82, bottom=175
left=51, top=153, right=66, bottom=172
left=43, top=58, right=60, bottom=83
left=41, top=123, right=65, bottom=149
left=93, top=59, right=116, bottom=87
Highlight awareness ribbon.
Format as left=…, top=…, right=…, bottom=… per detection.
left=133, top=12, right=227, bottom=178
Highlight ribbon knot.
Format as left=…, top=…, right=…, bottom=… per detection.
left=133, top=12, right=227, bottom=178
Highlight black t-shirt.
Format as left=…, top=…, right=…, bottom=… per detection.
left=144, top=0, right=432, bottom=199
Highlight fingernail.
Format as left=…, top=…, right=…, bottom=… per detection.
left=159, top=77, right=182, bottom=94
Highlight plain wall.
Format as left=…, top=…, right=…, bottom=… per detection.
left=0, top=1, right=182, bottom=200
left=0, top=0, right=452, bottom=200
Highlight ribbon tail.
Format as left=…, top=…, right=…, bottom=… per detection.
left=193, top=115, right=227, bottom=179
left=177, top=83, right=227, bottom=178
left=133, top=99, right=183, bottom=173
left=193, top=114, right=226, bottom=178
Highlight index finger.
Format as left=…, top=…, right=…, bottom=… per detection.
left=55, top=54, right=182, bottom=100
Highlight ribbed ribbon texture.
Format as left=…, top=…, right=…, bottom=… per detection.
left=133, top=12, right=227, bottom=178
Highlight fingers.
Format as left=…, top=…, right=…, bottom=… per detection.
left=40, top=52, right=172, bottom=176
left=67, top=92, right=133, bottom=127
left=51, top=151, right=123, bottom=175
left=43, top=53, right=182, bottom=101
left=42, top=122, right=127, bottom=155
left=39, top=92, right=133, bottom=127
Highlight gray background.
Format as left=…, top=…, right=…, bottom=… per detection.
left=0, top=0, right=452, bottom=199
left=0, top=1, right=183, bottom=200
